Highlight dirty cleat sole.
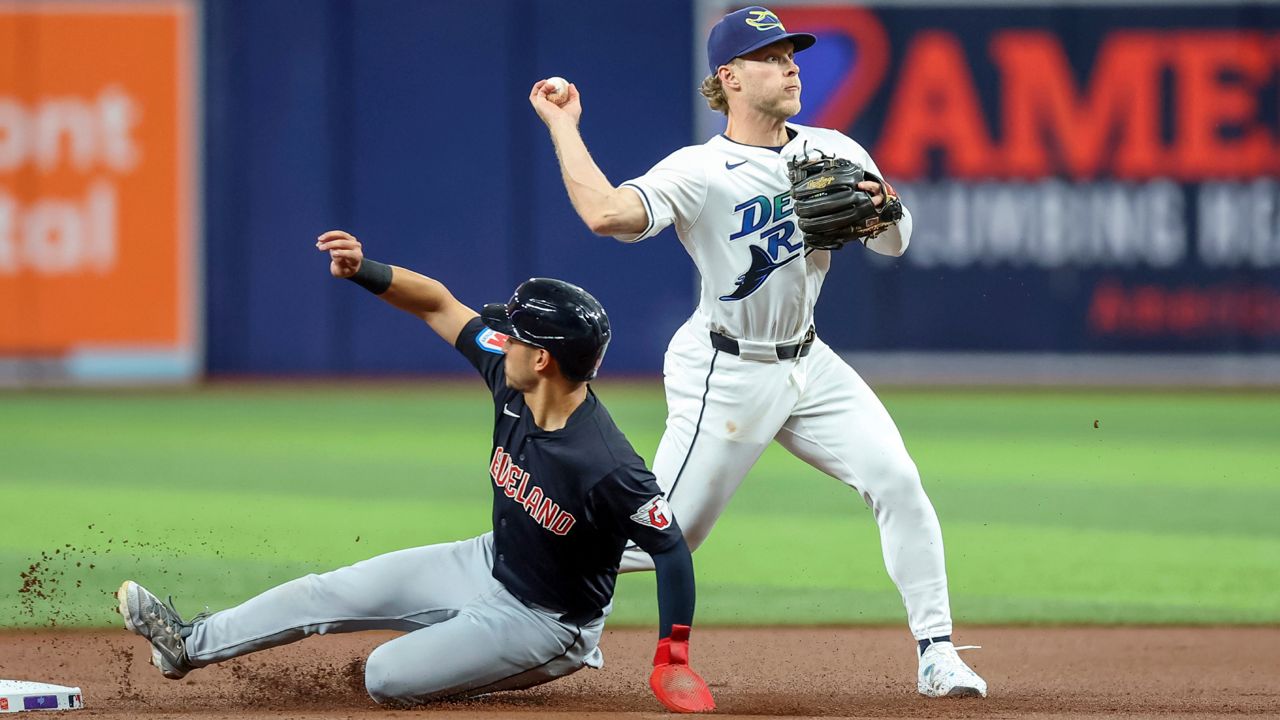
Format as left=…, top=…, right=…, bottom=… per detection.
left=946, top=685, right=984, bottom=698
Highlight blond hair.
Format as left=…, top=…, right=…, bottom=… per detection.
left=700, top=58, right=744, bottom=115
left=700, top=74, right=729, bottom=114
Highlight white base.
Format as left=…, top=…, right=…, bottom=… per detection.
left=0, top=681, right=83, bottom=713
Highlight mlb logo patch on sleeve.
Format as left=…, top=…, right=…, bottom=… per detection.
left=476, top=328, right=509, bottom=354
left=631, top=496, right=673, bottom=529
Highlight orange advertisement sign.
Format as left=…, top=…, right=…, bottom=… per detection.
left=0, top=2, right=195, bottom=368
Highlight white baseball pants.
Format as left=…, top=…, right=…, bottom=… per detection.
left=620, top=316, right=953, bottom=640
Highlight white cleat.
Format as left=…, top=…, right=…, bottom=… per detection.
left=917, top=641, right=987, bottom=698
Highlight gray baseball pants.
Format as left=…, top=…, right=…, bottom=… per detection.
left=184, top=533, right=606, bottom=704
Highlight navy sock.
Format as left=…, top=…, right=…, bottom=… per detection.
left=918, top=635, right=951, bottom=654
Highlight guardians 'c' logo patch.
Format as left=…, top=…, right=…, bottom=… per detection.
left=631, top=495, right=673, bottom=530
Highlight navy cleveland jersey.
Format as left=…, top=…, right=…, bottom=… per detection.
left=454, top=318, right=682, bottom=621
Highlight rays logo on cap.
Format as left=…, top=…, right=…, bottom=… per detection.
left=631, top=495, right=673, bottom=529
left=476, top=327, right=509, bottom=354
left=745, top=8, right=784, bottom=31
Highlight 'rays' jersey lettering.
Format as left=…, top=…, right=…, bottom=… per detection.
left=618, top=122, right=912, bottom=344
left=454, top=317, right=682, bottom=621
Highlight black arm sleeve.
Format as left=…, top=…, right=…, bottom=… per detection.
left=651, top=534, right=695, bottom=638
left=582, top=465, right=690, bottom=637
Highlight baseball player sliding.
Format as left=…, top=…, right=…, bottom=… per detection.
left=530, top=5, right=987, bottom=698
left=116, top=231, right=715, bottom=713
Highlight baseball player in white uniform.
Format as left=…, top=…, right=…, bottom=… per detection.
left=529, top=5, right=987, bottom=698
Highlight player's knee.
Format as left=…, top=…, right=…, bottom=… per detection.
left=679, top=521, right=712, bottom=553
left=669, top=503, right=717, bottom=552
left=869, top=463, right=931, bottom=513
left=364, top=646, right=420, bottom=705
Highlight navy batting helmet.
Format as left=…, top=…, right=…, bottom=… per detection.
left=480, top=278, right=611, bottom=382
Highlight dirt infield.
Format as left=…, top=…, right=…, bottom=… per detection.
left=1, top=627, right=1276, bottom=719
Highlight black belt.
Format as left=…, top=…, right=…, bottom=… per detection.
left=710, top=325, right=815, bottom=360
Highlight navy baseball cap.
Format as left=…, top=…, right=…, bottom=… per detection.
left=707, top=6, right=816, bottom=73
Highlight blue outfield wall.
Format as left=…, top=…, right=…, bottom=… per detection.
left=203, top=1, right=1280, bottom=377
left=203, top=0, right=697, bottom=376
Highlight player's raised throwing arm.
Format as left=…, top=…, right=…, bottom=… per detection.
left=316, top=230, right=478, bottom=345
left=529, top=80, right=648, bottom=237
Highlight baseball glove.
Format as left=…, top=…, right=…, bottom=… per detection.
left=787, top=154, right=903, bottom=251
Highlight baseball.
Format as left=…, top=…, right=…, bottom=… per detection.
left=544, top=76, right=570, bottom=106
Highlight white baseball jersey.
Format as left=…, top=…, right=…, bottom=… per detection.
left=614, top=123, right=955, bottom=644
left=617, top=122, right=912, bottom=344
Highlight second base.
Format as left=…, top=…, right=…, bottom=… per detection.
left=0, top=680, right=84, bottom=713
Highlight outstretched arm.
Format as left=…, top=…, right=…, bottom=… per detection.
left=529, top=79, right=648, bottom=237
left=651, top=536, right=696, bottom=638
left=317, top=230, right=478, bottom=346
left=646, top=535, right=715, bottom=713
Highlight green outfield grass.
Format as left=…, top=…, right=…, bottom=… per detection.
left=1, top=382, right=1277, bottom=629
